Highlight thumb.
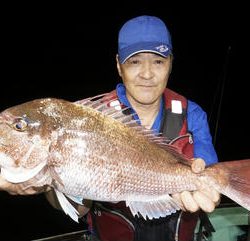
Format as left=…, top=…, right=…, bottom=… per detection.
left=191, top=158, right=205, bottom=173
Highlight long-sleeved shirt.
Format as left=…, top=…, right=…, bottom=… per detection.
left=116, top=83, right=218, bottom=166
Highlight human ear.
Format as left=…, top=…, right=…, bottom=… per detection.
left=116, top=54, right=122, bottom=77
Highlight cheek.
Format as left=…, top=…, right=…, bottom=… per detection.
left=121, top=72, right=136, bottom=91
left=159, top=78, right=168, bottom=90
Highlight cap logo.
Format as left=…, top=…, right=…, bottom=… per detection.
left=155, top=45, right=169, bottom=53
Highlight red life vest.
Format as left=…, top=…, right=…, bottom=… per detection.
left=87, top=88, right=198, bottom=241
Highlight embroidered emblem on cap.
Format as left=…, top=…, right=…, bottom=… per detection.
left=155, top=45, right=169, bottom=53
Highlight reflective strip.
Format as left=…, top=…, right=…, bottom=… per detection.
left=171, top=100, right=182, bottom=114
left=175, top=211, right=183, bottom=241
left=109, top=100, right=122, bottom=110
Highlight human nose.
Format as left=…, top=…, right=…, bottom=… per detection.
left=139, top=62, right=154, bottom=79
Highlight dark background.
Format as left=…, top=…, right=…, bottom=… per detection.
left=1, top=2, right=249, bottom=240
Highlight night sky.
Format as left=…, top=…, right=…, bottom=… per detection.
left=1, top=2, right=249, bottom=240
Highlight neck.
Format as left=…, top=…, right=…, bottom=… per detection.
left=127, top=97, right=161, bottom=129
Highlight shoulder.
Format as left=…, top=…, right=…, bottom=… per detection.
left=164, top=88, right=186, bottom=101
left=187, top=100, right=206, bottom=116
left=163, top=88, right=187, bottom=109
left=186, top=100, right=209, bottom=129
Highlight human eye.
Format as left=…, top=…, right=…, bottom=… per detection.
left=154, top=59, right=164, bottom=65
left=131, top=60, right=140, bottom=64
left=126, top=57, right=141, bottom=65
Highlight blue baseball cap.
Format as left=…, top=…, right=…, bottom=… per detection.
left=118, top=15, right=172, bottom=63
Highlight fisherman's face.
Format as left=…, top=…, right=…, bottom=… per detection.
left=117, top=52, right=172, bottom=105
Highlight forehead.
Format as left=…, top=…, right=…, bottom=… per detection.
left=128, top=52, right=169, bottom=60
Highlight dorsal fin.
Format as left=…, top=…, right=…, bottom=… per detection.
left=74, top=94, right=140, bottom=128
left=75, top=94, right=191, bottom=163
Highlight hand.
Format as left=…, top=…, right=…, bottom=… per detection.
left=0, top=174, right=51, bottom=195
left=172, top=158, right=220, bottom=213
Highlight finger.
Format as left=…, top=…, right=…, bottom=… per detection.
left=193, top=191, right=215, bottom=213
left=199, top=185, right=221, bottom=204
left=180, top=191, right=199, bottom=212
left=3, top=181, right=38, bottom=195
left=171, top=193, right=186, bottom=211
left=0, top=175, right=10, bottom=190
left=23, top=188, right=40, bottom=195
left=8, top=191, right=19, bottom=195
left=191, top=158, right=206, bottom=173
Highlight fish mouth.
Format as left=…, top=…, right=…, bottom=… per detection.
left=1, top=161, right=47, bottom=183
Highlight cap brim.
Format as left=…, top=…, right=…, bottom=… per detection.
left=118, top=42, right=172, bottom=63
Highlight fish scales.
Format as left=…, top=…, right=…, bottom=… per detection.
left=0, top=97, right=249, bottom=222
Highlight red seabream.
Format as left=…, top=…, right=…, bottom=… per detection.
left=0, top=96, right=249, bottom=222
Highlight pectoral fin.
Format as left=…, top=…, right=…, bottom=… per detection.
left=54, top=189, right=79, bottom=222
left=66, top=194, right=84, bottom=205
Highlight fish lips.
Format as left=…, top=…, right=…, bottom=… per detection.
left=1, top=161, right=47, bottom=183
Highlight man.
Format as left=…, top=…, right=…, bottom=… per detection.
left=61, top=15, right=218, bottom=241
left=76, top=15, right=219, bottom=241
left=0, top=15, right=220, bottom=241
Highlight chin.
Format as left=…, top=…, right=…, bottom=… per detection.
left=137, top=97, right=157, bottom=105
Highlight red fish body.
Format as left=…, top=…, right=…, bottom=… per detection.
left=0, top=97, right=249, bottom=221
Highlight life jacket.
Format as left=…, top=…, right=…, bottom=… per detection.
left=87, top=88, right=198, bottom=241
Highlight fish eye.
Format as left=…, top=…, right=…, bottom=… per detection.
left=12, top=118, right=28, bottom=131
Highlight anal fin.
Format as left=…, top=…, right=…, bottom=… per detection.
left=126, top=195, right=181, bottom=220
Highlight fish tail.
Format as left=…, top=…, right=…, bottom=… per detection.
left=214, top=159, right=250, bottom=210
